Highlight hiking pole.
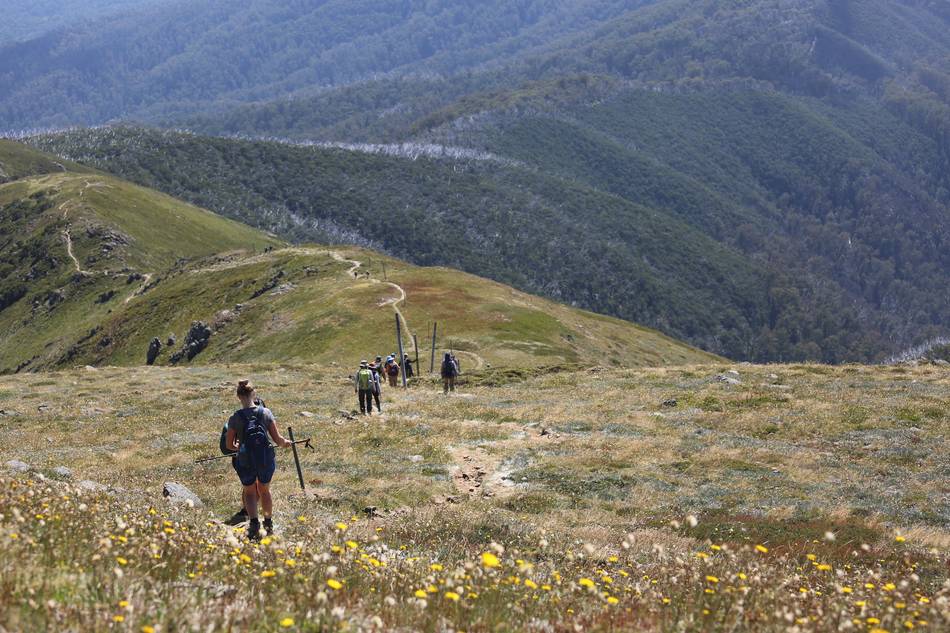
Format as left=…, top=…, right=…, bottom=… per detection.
left=287, top=426, right=306, bottom=491
left=194, top=438, right=314, bottom=464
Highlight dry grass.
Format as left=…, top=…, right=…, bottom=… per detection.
left=1, top=363, right=948, bottom=631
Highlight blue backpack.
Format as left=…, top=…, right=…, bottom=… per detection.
left=234, top=406, right=273, bottom=467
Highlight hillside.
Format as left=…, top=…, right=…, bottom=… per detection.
left=0, top=141, right=281, bottom=372
left=0, top=141, right=714, bottom=373
left=1, top=362, right=948, bottom=630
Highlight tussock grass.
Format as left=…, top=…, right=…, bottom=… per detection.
left=0, top=363, right=948, bottom=631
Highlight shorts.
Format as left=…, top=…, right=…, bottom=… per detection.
left=231, top=450, right=276, bottom=486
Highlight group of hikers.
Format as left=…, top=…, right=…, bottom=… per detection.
left=353, top=352, right=460, bottom=414
left=353, top=354, right=413, bottom=414
left=220, top=352, right=463, bottom=539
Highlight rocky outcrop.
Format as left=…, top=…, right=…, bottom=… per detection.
left=170, top=321, right=212, bottom=363
left=146, top=337, right=162, bottom=365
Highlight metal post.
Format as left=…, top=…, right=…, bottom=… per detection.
left=413, top=334, right=420, bottom=372
left=430, top=322, right=438, bottom=374
left=395, top=314, right=408, bottom=388
left=287, top=426, right=306, bottom=491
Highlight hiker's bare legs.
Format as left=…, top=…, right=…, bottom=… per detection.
left=243, top=483, right=260, bottom=519
left=259, top=483, right=273, bottom=518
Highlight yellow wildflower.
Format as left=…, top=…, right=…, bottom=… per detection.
left=415, top=590, right=427, bottom=598
left=579, top=578, right=596, bottom=588
left=607, top=596, right=619, bottom=605
left=327, top=579, right=343, bottom=590
left=261, top=570, right=276, bottom=578
left=524, top=579, right=538, bottom=590
left=113, top=615, right=125, bottom=623
left=481, top=552, right=501, bottom=568
left=280, top=617, right=294, bottom=628
left=755, top=545, right=769, bottom=554
left=705, top=576, right=719, bottom=584
left=335, top=522, right=348, bottom=531
left=430, top=563, right=443, bottom=571
left=444, top=591, right=460, bottom=602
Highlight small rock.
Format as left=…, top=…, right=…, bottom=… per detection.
left=726, top=369, right=740, bottom=377
left=662, top=398, right=678, bottom=408
left=84, top=365, right=98, bottom=371
left=5, top=459, right=31, bottom=473
left=162, top=481, right=205, bottom=508
left=933, top=359, right=950, bottom=367
left=409, top=455, right=424, bottom=463
left=78, top=480, right=107, bottom=493
left=299, top=411, right=315, bottom=418
left=52, top=466, right=73, bottom=480
left=716, top=374, right=742, bottom=386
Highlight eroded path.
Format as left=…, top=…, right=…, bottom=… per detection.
left=331, top=250, right=414, bottom=341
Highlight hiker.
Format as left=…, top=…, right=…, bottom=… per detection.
left=441, top=352, right=459, bottom=394
left=355, top=361, right=376, bottom=415
left=403, top=353, right=415, bottom=381
left=225, top=380, right=291, bottom=540
left=367, top=361, right=382, bottom=413
left=224, top=395, right=268, bottom=526
left=386, top=354, right=400, bottom=387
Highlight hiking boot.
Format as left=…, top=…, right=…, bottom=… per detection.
left=247, top=518, right=262, bottom=542
left=263, top=517, right=273, bottom=535
left=225, top=507, right=248, bottom=526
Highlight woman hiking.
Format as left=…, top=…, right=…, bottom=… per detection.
left=225, top=380, right=291, bottom=541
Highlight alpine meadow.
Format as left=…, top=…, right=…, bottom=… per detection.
left=1, top=1, right=949, bottom=632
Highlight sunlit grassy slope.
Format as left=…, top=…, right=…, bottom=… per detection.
left=0, top=141, right=281, bottom=372
left=0, top=363, right=947, bottom=631
left=66, top=245, right=719, bottom=370
left=0, top=140, right=715, bottom=373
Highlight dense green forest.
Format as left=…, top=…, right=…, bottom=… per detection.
left=33, top=123, right=945, bottom=364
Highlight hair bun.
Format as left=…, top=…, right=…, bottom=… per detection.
left=236, top=380, right=255, bottom=396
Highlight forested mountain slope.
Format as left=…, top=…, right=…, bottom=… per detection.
left=9, top=0, right=950, bottom=362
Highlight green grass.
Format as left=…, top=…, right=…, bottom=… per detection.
left=1, top=362, right=947, bottom=631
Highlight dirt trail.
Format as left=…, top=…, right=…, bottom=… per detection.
left=443, top=422, right=559, bottom=502
left=329, top=250, right=489, bottom=370
left=330, top=250, right=414, bottom=341
left=124, top=273, right=153, bottom=304
left=62, top=228, right=89, bottom=275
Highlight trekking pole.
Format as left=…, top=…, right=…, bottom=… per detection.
left=430, top=322, right=438, bottom=374
left=194, top=438, right=314, bottom=464
left=287, top=427, right=306, bottom=491
left=395, top=314, right=408, bottom=389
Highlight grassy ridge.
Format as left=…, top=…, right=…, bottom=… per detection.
left=0, top=141, right=280, bottom=372
left=0, top=140, right=713, bottom=372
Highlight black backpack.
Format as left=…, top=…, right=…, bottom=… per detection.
left=220, top=399, right=267, bottom=455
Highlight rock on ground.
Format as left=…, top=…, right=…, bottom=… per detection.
left=52, top=466, right=73, bottom=479
left=162, top=481, right=205, bottom=508
left=5, top=460, right=31, bottom=473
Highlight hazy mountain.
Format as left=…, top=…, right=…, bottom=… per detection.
left=0, top=0, right=166, bottom=45
left=8, top=0, right=950, bottom=362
